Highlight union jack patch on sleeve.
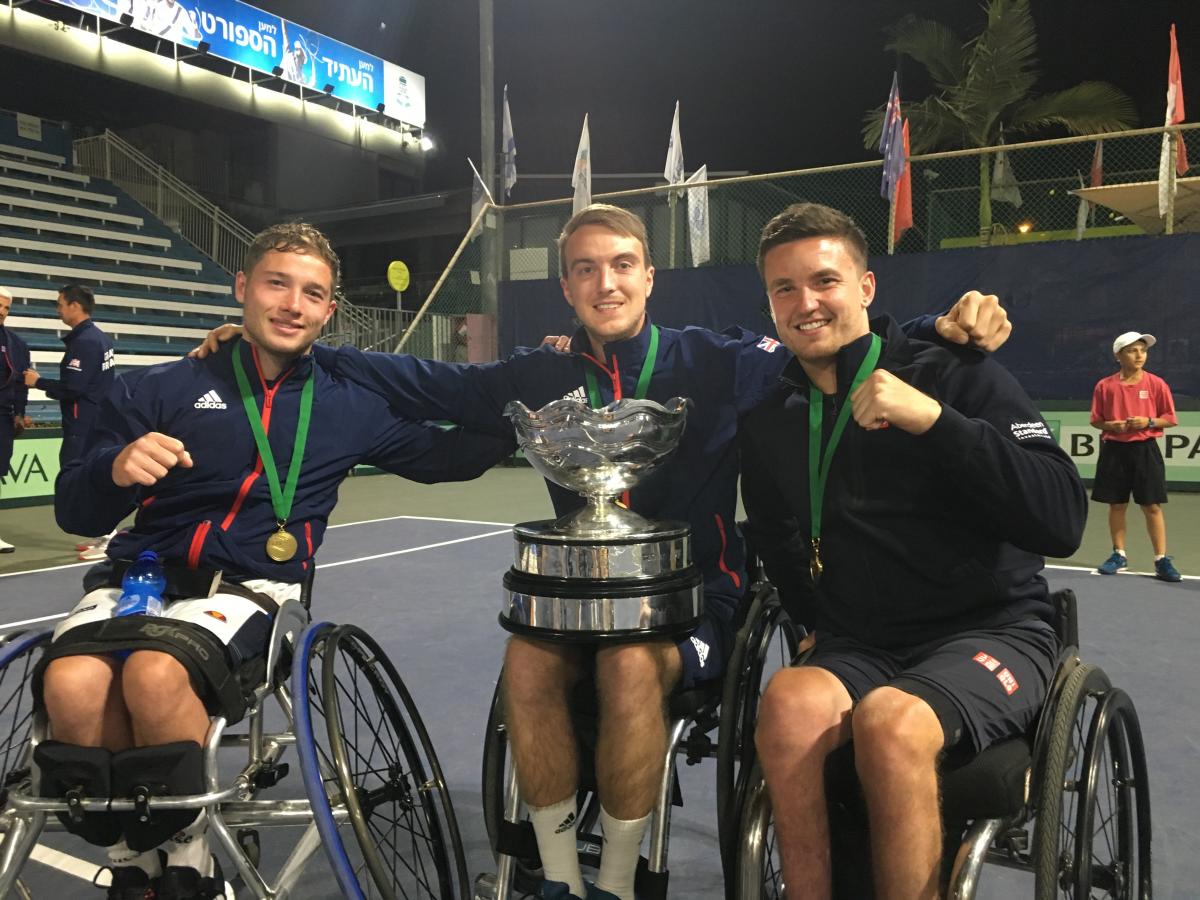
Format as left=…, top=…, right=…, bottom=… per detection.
left=757, top=337, right=781, bottom=353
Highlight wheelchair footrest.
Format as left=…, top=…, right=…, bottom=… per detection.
left=495, top=819, right=541, bottom=866
left=634, top=858, right=668, bottom=900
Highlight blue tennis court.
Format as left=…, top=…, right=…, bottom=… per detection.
left=2, top=510, right=1198, bottom=898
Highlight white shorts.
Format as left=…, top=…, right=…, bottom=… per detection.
left=54, top=579, right=301, bottom=667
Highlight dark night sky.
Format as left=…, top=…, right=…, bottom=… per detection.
left=251, top=0, right=1200, bottom=194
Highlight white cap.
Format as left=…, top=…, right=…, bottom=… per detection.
left=1113, top=331, right=1156, bottom=355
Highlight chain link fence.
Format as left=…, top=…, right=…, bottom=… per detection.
left=401, top=124, right=1200, bottom=361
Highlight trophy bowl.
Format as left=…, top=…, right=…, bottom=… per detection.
left=505, top=397, right=688, bottom=538
left=501, top=396, right=702, bottom=642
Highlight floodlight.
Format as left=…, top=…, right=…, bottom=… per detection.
left=119, top=12, right=134, bottom=25
left=376, top=102, right=386, bottom=114
left=323, top=84, right=335, bottom=95
left=272, top=65, right=284, bottom=77
left=419, top=135, right=434, bottom=153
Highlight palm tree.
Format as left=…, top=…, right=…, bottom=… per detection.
left=862, top=0, right=1137, bottom=235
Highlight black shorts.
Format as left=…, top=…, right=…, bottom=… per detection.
left=1091, top=438, right=1167, bottom=506
left=804, top=619, right=1059, bottom=756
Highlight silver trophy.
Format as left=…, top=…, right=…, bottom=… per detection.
left=500, top=397, right=703, bottom=641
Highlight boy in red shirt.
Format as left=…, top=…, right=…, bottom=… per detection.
left=1090, top=331, right=1182, bottom=581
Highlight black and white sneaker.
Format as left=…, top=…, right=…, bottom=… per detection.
left=97, top=864, right=156, bottom=899
left=154, top=855, right=230, bottom=900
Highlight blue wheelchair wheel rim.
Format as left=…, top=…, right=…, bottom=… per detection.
left=291, top=621, right=367, bottom=900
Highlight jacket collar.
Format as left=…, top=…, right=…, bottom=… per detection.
left=569, top=314, right=655, bottom=367
left=780, top=314, right=903, bottom=394
left=61, top=318, right=95, bottom=344
left=231, top=337, right=313, bottom=389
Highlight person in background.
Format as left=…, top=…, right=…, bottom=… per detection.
left=0, top=286, right=33, bottom=553
left=1090, top=331, right=1181, bottom=582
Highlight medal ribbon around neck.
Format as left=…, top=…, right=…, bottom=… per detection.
left=807, top=332, right=882, bottom=583
left=584, top=324, right=659, bottom=408
left=231, top=345, right=315, bottom=561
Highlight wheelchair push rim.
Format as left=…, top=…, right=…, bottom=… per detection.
left=735, top=761, right=785, bottom=900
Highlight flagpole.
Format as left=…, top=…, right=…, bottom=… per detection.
left=1167, top=129, right=1177, bottom=235
left=478, top=0, right=499, bottom=321
left=887, top=193, right=897, bottom=255
left=668, top=193, right=678, bottom=267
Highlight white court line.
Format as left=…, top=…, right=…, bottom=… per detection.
left=0, top=514, right=517, bottom=579
left=0, top=612, right=66, bottom=630
left=29, top=843, right=107, bottom=884
left=319, top=529, right=511, bottom=569
left=327, top=513, right=515, bottom=529
left=1045, top=562, right=1200, bottom=581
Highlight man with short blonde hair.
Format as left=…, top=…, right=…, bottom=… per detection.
left=0, top=285, right=32, bottom=552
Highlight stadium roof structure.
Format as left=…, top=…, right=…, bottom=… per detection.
left=1072, top=177, right=1200, bottom=234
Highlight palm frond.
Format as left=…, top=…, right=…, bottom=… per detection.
left=885, top=15, right=967, bottom=90
left=863, top=96, right=964, bottom=153
left=956, top=0, right=1038, bottom=138
left=1007, top=83, right=1139, bottom=136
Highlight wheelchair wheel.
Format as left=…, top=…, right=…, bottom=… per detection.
left=1032, top=662, right=1112, bottom=900
left=716, top=584, right=799, bottom=887
left=735, top=762, right=784, bottom=900
left=1073, top=688, right=1152, bottom=900
left=0, top=629, right=52, bottom=812
left=294, top=622, right=468, bottom=899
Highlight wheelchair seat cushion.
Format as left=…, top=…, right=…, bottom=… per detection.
left=939, top=736, right=1031, bottom=824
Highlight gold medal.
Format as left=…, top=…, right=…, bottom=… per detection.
left=266, top=528, right=298, bottom=562
left=809, top=537, right=823, bottom=584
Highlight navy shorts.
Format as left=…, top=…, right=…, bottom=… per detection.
left=805, top=619, right=1059, bottom=755
left=1092, top=438, right=1167, bottom=506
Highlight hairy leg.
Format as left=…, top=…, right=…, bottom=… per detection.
left=754, top=666, right=854, bottom=900
left=853, top=686, right=945, bottom=900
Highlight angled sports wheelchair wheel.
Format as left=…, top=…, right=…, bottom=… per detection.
left=294, top=622, right=468, bottom=899
left=1033, top=662, right=1115, bottom=900
left=1073, top=687, right=1151, bottom=900
left=735, top=761, right=785, bottom=900
left=0, top=629, right=52, bottom=812
left=716, top=583, right=800, bottom=887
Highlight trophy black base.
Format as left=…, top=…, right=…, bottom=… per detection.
left=500, top=567, right=703, bottom=643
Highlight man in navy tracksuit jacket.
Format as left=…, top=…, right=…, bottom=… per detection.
left=42, top=224, right=512, bottom=900
left=245, top=205, right=1011, bottom=900
left=23, top=284, right=115, bottom=465
left=743, top=203, right=1086, bottom=898
left=1, top=286, right=32, bottom=552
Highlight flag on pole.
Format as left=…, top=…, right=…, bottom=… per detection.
left=685, top=165, right=710, bottom=265
left=1075, top=172, right=1090, bottom=241
left=502, top=84, right=517, bottom=199
left=991, top=135, right=1023, bottom=207
left=880, top=75, right=906, bottom=202
left=878, top=72, right=900, bottom=156
left=1075, top=141, right=1104, bottom=241
left=892, top=120, right=913, bottom=246
left=468, top=157, right=493, bottom=234
left=1159, top=24, right=1189, bottom=216
left=572, top=114, right=592, bottom=215
left=1090, top=139, right=1104, bottom=188
left=664, top=101, right=685, bottom=190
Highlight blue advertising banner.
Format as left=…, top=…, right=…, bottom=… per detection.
left=45, top=0, right=426, bottom=125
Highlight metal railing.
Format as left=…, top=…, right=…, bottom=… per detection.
left=325, top=304, right=414, bottom=352
left=73, top=129, right=255, bottom=274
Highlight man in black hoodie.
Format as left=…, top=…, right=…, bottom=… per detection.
left=740, top=203, right=1086, bottom=900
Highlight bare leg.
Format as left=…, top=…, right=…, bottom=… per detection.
left=593, top=641, right=681, bottom=819
left=1107, top=503, right=1128, bottom=553
left=754, top=666, right=854, bottom=900
left=853, top=687, right=945, bottom=900
left=502, top=637, right=586, bottom=806
left=42, top=655, right=132, bottom=749
left=121, top=651, right=209, bottom=746
left=1140, top=503, right=1166, bottom=556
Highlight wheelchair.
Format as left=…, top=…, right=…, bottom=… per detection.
left=0, top=579, right=470, bottom=900
left=736, top=588, right=1152, bottom=900
left=474, top=578, right=802, bottom=900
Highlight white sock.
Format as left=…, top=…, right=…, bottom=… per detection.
left=106, top=839, right=161, bottom=877
left=1155, top=554, right=1166, bottom=561
left=528, top=796, right=584, bottom=897
left=164, top=809, right=213, bottom=875
left=595, top=806, right=650, bottom=900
